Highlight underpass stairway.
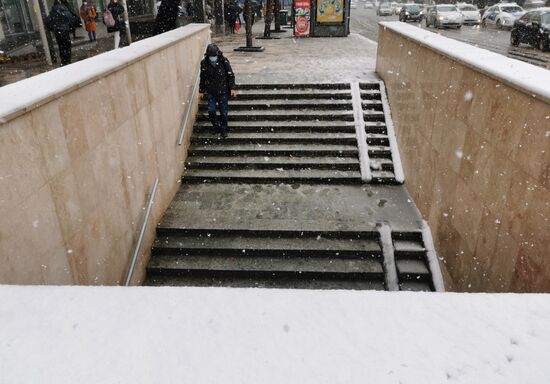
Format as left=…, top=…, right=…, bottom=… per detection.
left=185, top=83, right=401, bottom=184
left=144, top=83, right=439, bottom=291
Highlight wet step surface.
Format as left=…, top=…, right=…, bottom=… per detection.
left=186, top=155, right=360, bottom=170
left=146, top=229, right=386, bottom=289
left=184, top=169, right=363, bottom=184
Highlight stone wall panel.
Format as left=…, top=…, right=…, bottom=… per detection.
left=0, top=24, right=210, bottom=285
left=377, top=25, right=550, bottom=292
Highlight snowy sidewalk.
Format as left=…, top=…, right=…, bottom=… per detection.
left=212, top=23, right=379, bottom=84
left=1, top=285, right=550, bottom=383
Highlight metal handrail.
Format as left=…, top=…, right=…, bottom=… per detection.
left=125, top=177, right=159, bottom=286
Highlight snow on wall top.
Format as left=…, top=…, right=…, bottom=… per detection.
left=1, top=285, right=550, bottom=383
left=379, top=22, right=550, bottom=104
left=0, top=24, right=209, bottom=124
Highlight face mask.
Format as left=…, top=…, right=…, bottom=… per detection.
left=209, top=56, right=218, bottom=63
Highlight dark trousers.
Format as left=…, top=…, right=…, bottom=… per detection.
left=208, top=93, right=229, bottom=133
left=54, top=30, right=72, bottom=66
left=88, top=30, right=96, bottom=41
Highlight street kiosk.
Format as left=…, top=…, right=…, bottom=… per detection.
left=294, top=0, right=351, bottom=37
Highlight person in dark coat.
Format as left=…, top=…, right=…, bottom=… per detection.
left=226, top=0, right=241, bottom=33
left=61, top=0, right=80, bottom=39
left=45, top=0, right=77, bottom=66
left=153, top=0, right=179, bottom=35
left=198, top=44, right=237, bottom=138
left=106, top=0, right=125, bottom=48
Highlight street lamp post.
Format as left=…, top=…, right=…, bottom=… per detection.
left=31, top=0, right=53, bottom=65
left=119, top=0, right=133, bottom=44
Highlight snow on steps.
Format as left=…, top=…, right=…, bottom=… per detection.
left=146, top=228, right=438, bottom=291
left=188, top=82, right=404, bottom=185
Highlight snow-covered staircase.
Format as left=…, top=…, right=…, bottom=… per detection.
left=143, top=82, right=442, bottom=291
left=185, top=83, right=404, bottom=185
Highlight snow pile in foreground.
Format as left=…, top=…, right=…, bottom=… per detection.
left=1, top=285, right=549, bottom=383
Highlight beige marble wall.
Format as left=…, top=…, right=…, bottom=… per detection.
left=0, top=25, right=209, bottom=285
left=376, top=27, right=550, bottom=292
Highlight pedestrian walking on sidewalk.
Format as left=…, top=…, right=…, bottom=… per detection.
left=80, top=1, right=97, bottom=42
left=198, top=44, right=237, bottom=138
left=226, top=0, right=242, bottom=33
left=106, top=0, right=125, bottom=49
left=45, top=0, right=78, bottom=66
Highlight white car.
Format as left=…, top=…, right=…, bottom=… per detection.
left=378, top=2, right=393, bottom=15
left=523, top=0, right=545, bottom=10
left=364, top=2, right=374, bottom=9
left=457, top=4, right=481, bottom=25
left=481, top=3, right=525, bottom=29
left=425, top=4, right=464, bottom=28
left=351, top=1, right=357, bottom=8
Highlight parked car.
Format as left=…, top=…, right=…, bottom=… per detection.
left=425, top=4, right=463, bottom=28
left=351, top=1, right=357, bottom=8
left=365, top=2, right=374, bottom=9
left=457, top=3, right=481, bottom=25
left=510, top=7, right=550, bottom=51
left=377, top=2, right=393, bottom=15
left=399, top=4, right=423, bottom=22
left=481, top=3, right=525, bottom=29
left=523, top=0, right=546, bottom=10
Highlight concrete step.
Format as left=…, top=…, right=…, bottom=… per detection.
left=182, top=169, right=363, bottom=184
left=153, top=232, right=381, bottom=256
left=361, top=101, right=384, bottom=111
left=367, top=146, right=392, bottom=158
left=193, top=120, right=357, bottom=133
left=144, top=274, right=386, bottom=290
left=399, top=281, right=433, bottom=292
left=370, top=171, right=398, bottom=184
left=234, top=88, right=353, bottom=100
left=359, top=83, right=380, bottom=90
left=369, top=158, right=394, bottom=171
left=360, top=90, right=383, bottom=100
left=191, top=132, right=357, bottom=145
left=396, top=259, right=430, bottom=276
left=155, top=228, right=379, bottom=239
left=188, top=143, right=359, bottom=157
left=199, top=99, right=353, bottom=111
left=186, top=155, right=360, bottom=170
left=196, top=110, right=355, bottom=122
left=393, top=239, right=427, bottom=259
left=147, top=254, right=384, bottom=278
left=365, top=126, right=388, bottom=135
left=362, top=111, right=386, bottom=122
left=236, top=83, right=351, bottom=90
left=366, top=133, right=390, bottom=146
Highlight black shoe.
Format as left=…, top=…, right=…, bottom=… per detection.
left=221, top=130, right=228, bottom=138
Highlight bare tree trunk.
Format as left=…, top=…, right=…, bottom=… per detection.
left=244, top=0, right=253, bottom=47
left=193, top=0, right=206, bottom=22
left=263, top=0, right=273, bottom=37
left=214, top=0, right=224, bottom=34
left=274, top=0, right=281, bottom=32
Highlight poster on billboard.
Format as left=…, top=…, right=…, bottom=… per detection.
left=294, top=0, right=311, bottom=37
left=316, top=0, right=344, bottom=23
